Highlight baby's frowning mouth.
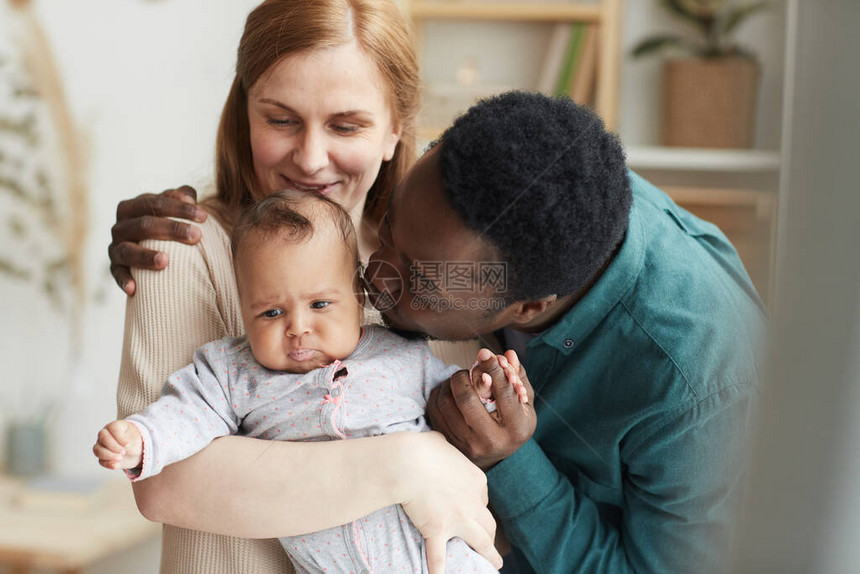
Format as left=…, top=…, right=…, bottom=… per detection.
left=288, top=349, right=318, bottom=362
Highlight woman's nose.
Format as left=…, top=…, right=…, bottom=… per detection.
left=292, top=127, right=329, bottom=175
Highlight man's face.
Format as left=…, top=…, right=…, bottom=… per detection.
left=365, top=147, right=516, bottom=340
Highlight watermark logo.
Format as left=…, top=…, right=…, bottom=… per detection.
left=410, top=261, right=508, bottom=294
left=408, top=261, right=508, bottom=312
left=360, top=260, right=403, bottom=312
left=360, top=260, right=509, bottom=314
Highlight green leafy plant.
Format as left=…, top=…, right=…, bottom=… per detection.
left=632, top=0, right=772, bottom=60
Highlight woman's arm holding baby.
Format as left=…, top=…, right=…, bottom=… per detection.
left=132, top=432, right=497, bottom=545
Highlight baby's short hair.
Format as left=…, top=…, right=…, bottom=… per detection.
left=230, top=190, right=359, bottom=266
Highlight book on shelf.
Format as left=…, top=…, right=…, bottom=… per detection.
left=537, top=21, right=598, bottom=108
left=554, top=22, right=584, bottom=97
left=536, top=23, right=571, bottom=94
left=570, top=24, right=598, bottom=105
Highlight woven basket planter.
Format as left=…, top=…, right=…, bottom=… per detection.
left=662, top=57, right=760, bottom=148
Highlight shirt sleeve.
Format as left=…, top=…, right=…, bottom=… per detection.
left=126, top=344, right=241, bottom=480
left=487, top=382, right=756, bottom=574
left=116, top=218, right=240, bottom=419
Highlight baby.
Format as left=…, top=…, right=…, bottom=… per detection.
left=94, top=190, right=525, bottom=574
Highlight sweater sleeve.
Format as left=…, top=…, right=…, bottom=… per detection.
left=116, top=217, right=242, bottom=419
left=487, top=383, right=756, bottom=574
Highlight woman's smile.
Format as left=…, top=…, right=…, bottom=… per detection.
left=281, top=175, right=338, bottom=195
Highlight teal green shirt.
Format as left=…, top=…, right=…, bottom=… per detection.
left=488, top=172, right=766, bottom=573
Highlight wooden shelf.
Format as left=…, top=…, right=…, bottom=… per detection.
left=409, top=0, right=621, bottom=128
left=410, top=2, right=602, bottom=22
left=625, top=145, right=781, bottom=173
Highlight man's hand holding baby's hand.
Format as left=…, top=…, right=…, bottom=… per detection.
left=470, top=351, right=529, bottom=409
left=428, top=349, right=536, bottom=470
left=93, top=420, right=143, bottom=471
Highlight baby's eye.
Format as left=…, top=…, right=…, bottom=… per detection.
left=310, top=301, right=331, bottom=310
left=262, top=309, right=283, bottom=318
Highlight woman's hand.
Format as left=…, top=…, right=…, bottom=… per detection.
left=393, top=431, right=504, bottom=573
left=109, top=185, right=208, bottom=295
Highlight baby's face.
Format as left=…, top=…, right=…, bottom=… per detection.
left=235, top=227, right=362, bottom=374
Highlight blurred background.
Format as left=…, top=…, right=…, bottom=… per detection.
left=0, top=0, right=857, bottom=572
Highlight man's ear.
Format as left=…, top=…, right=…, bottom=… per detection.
left=506, top=294, right=558, bottom=325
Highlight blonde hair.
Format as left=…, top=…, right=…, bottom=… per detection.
left=207, top=0, right=419, bottom=230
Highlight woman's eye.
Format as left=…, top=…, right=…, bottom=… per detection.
left=267, top=118, right=297, bottom=127
left=262, top=309, right=283, bottom=318
left=331, top=123, right=360, bottom=134
left=311, top=301, right=331, bottom=310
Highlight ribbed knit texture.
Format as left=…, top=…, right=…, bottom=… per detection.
left=116, top=214, right=481, bottom=573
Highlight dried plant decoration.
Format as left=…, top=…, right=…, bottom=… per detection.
left=1, top=0, right=90, bottom=352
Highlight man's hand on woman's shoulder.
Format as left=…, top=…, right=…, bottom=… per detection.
left=109, top=185, right=208, bottom=295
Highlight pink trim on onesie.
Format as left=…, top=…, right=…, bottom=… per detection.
left=322, top=359, right=347, bottom=439
left=351, top=520, right=373, bottom=573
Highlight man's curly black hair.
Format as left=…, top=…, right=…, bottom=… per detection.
left=435, top=91, right=631, bottom=302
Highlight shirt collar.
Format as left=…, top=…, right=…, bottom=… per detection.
left=536, top=193, right=645, bottom=355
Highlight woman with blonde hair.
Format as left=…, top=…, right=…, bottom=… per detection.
left=108, top=1, right=498, bottom=572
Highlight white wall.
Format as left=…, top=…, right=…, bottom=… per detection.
left=620, top=0, right=788, bottom=149
left=731, top=0, right=860, bottom=571
left=0, top=0, right=260, bottom=480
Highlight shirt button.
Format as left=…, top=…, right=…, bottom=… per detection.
left=563, top=339, right=574, bottom=349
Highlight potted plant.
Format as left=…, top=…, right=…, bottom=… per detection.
left=632, top=0, right=772, bottom=148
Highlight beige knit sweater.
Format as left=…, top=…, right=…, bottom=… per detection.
left=116, top=215, right=482, bottom=574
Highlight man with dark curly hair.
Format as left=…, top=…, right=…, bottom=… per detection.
left=366, top=91, right=766, bottom=573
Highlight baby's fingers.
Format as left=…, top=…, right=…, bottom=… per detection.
left=503, top=349, right=523, bottom=377
left=92, top=442, right=125, bottom=468
left=105, top=420, right=134, bottom=445
left=499, top=358, right=528, bottom=404
left=97, top=425, right=127, bottom=452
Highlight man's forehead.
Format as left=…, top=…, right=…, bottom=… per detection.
left=389, top=150, right=496, bottom=265
left=389, top=146, right=440, bottom=222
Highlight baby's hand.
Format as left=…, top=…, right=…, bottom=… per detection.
left=469, top=349, right=529, bottom=411
left=93, top=420, right=143, bottom=471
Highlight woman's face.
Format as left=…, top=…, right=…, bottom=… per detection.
left=247, top=43, right=401, bottom=219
